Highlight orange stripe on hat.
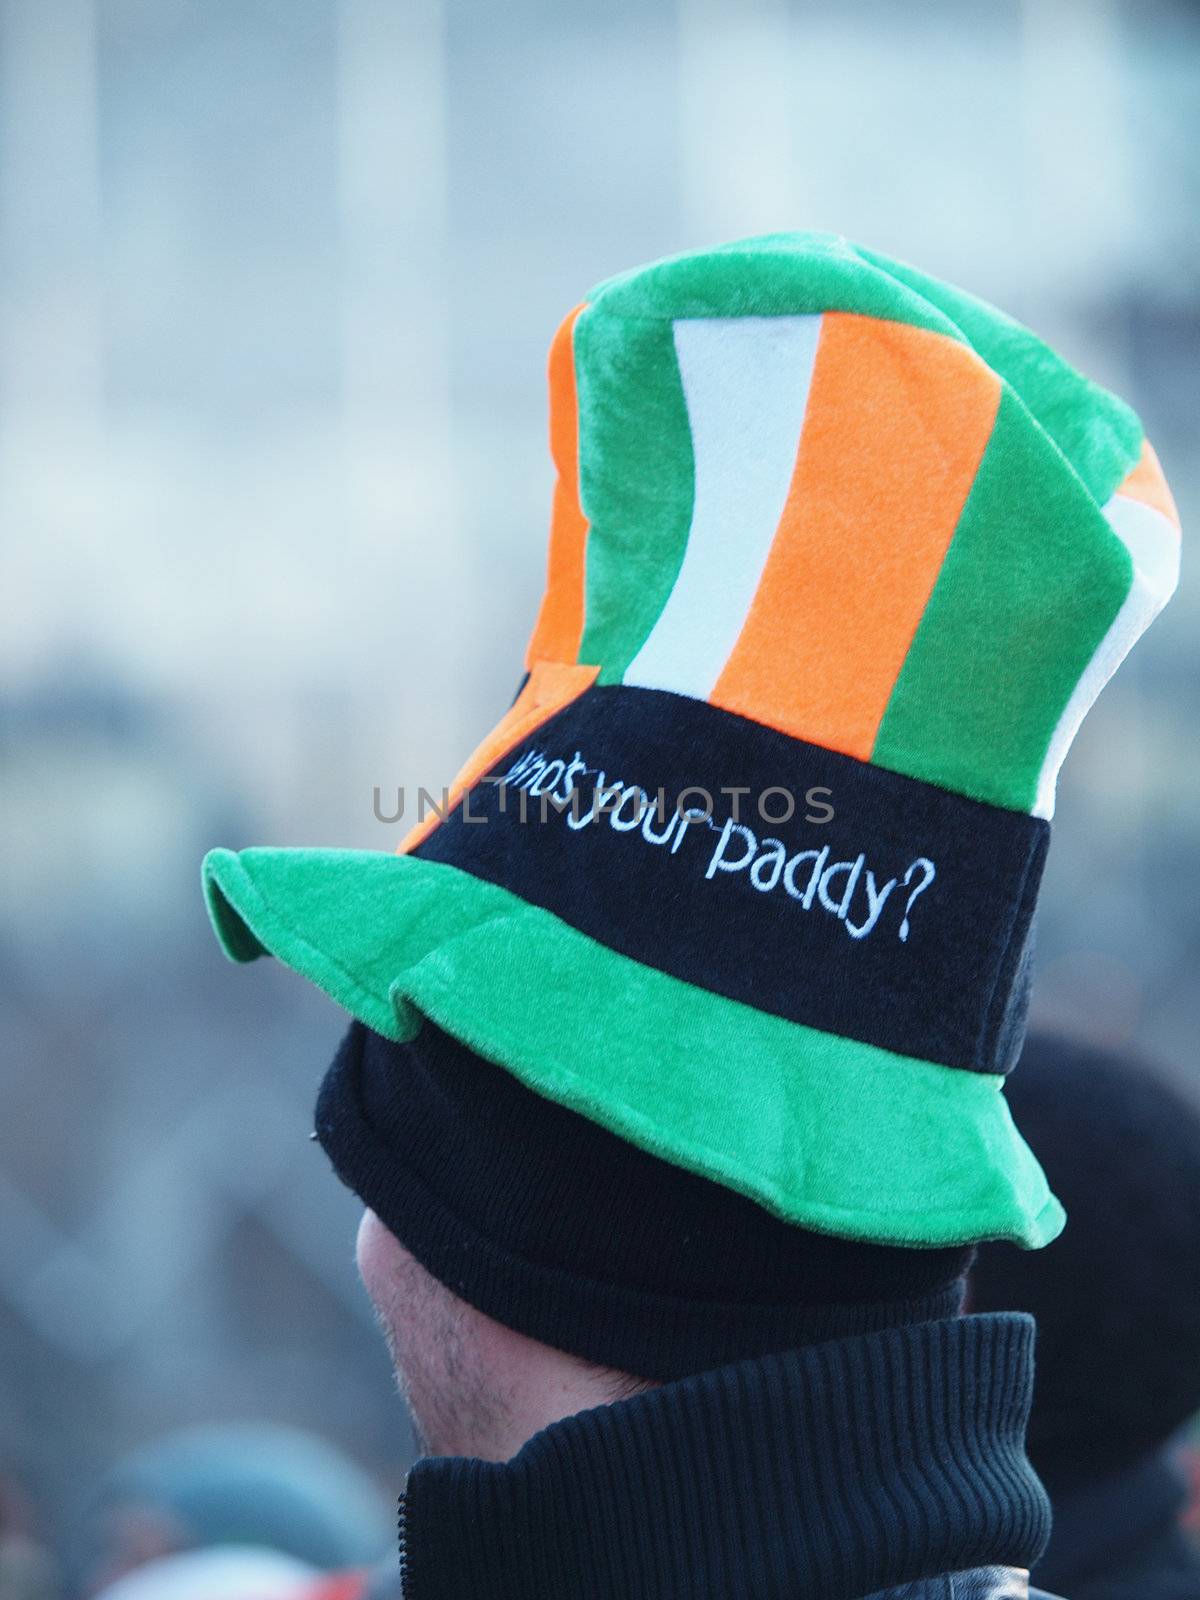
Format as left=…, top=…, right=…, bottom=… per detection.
left=1113, top=437, right=1180, bottom=529
left=525, top=305, right=590, bottom=668
left=398, top=659, right=599, bottom=854
left=709, top=313, right=1001, bottom=759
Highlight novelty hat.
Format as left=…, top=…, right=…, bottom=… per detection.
left=203, top=233, right=1180, bottom=1250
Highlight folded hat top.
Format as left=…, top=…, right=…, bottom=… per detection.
left=203, top=233, right=1180, bottom=1251
left=522, top=232, right=1179, bottom=818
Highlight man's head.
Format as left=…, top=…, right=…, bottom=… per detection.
left=356, top=1210, right=652, bottom=1462
left=319, top=1019, right=972, bottom=1460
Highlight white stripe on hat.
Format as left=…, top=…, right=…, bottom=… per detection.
left=1033, top=491, right=1180, bottom=818
left=623, top=314, right=822, bottom=700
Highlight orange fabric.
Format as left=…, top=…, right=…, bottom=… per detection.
left=709, top=313, right=1001, bottom=759
left=1114, top=437, right=1180, bottom=528
left=304, top=1577, right=368, bottom=1600
left=398, top=660, right=600, bottom=853
left=1181, top=1442, right=1200, bottom=1532
left=524, top=304, right=590, bottom=668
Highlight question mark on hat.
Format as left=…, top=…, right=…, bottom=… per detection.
left=898, top=858, right=936, bottom=942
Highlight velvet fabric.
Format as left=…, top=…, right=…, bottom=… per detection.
left=202, top=232, right=1179, bottom=1250
left=415, top=685, right=1049, bottom=1075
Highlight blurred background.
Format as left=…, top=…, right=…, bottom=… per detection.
left=1, top=0, right=1198, bottom=1587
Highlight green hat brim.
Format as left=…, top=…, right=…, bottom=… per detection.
left=202, top=845, right=1063, bottom=1250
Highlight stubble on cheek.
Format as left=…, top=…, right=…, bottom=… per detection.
left=367, top=1242, right=514, bottom=1459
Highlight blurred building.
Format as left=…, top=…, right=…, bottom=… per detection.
left=1, top=0, right=1198, bottom=1554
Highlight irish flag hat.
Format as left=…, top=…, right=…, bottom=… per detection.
left=203, top=233, right=1180, bottom=1250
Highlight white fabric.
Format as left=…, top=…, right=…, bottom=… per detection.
left=623, top=313, right=822, bottom=699
left=93, top=1546, right=318, bottom=1600
left=1033, top=493, right=1180, bottom=818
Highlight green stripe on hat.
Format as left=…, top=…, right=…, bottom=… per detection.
left=592, top=232, right=960, bottom=333
left=203, top=845, right=1064, bottom=1250
left=872, top=387, right=1136, bottom=811
left=574, top=308, right=695, bottom=682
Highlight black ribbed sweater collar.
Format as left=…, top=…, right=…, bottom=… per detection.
left=399, top=1312, right=1049, bottom=1600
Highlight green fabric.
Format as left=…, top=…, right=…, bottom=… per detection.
left=872, top=388, right=1135, bottom=810
left=590, top=232, right=963, bottom=334
left=202, top=845, right=1064, bottom=1249
left=574, top=308, right=695, bottom=682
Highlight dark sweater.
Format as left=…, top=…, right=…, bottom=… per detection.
left=386, top=1313, right=1051, bottom=1600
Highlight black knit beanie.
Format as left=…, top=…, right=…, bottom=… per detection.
left=970, top=1031, right=1200, bottom=1489
left=315, top=1020, right=971, bottom=1382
